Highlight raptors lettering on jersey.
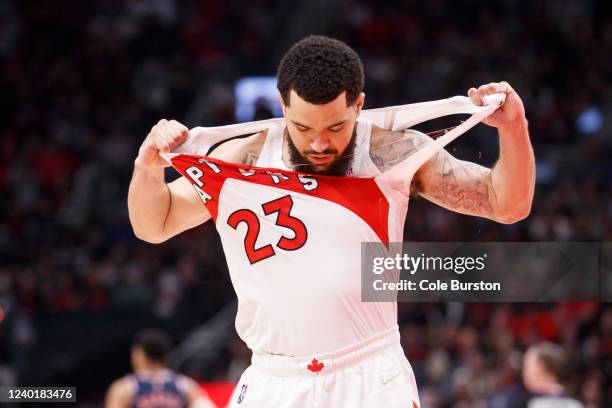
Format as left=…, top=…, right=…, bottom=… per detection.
left=177, top=155, right=391, bottom=243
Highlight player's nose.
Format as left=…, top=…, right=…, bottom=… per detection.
left=310, top=135, right=330, bottom=153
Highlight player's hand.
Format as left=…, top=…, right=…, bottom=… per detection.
left=467, top=81, right=526, bottom=129
left=135, top=119, right=189, bottom=168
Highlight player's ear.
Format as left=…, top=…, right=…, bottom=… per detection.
left=278, top=91, right=287, bottom=115
left=355, top=92, right=365, bottom=116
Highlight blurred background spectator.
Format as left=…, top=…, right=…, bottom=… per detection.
left=516, top=342, right=584, bottom=407
left=0, top=0, right=610, bottom=406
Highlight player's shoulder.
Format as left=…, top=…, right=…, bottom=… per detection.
left=175, top=373, right=198, bottom=390
left=370, top=125, right=431, bottom=149
left=111, top=375, right=137, bottom=392
left=208, top=130, right=268, bottom=165
left=369, top=125, right=432, bottom=171
left=106, top=375, right=137, bottom=405
left=175, top=374, right=214, bottom=406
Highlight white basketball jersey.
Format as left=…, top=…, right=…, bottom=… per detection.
left=163, top=95, right=504, bottom=356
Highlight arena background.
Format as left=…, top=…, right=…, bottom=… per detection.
left=0, top=0, right=610, bottom=406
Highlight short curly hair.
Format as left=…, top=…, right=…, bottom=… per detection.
left=277, top=35, right=364, bottom=106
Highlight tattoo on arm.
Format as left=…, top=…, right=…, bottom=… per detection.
left=369, top=128, right=495, bottom=218
left=421, top=150, right=495, bottom=217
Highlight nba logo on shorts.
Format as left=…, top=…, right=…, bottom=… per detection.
left=237, top=384, right=248, bottom=404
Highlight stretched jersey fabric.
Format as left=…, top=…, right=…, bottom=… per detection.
left=161, top=95, right=504, bottom=356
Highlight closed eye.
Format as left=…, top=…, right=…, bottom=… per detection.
left=329, top=125, right=344, bottom=133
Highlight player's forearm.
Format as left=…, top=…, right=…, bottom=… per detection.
left=490, top=118, right=535, bottom=223
left=127, top=163, right=171, bottom=243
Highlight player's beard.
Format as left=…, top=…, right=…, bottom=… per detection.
left=286, top=126, right=357, bottom=176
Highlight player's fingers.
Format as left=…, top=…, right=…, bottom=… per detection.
left=155, top=122, right=175, bottom=152
left=168, top=119, right=188, bottom=133
left=490, top=81, right=508, bottom=94
left=146, top=118, right=166, bottom=140
left=165, top=123, right=187, bottom=151
left=168, top=120, right=189, bottom=144
left=478, top=83, right=497, bottom=97
left=498, top=81, right=515, bottom=96
left=485, top=81, right=513, bottom=97
left=155, top=119, right=187, bottom=152
left=468, top=87, right=482, bottom=105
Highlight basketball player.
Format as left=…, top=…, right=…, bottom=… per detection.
left=105, top=329, right=216, bottom=408
left=128, top=36, right=535, bottom=407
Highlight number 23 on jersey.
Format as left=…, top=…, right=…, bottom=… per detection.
left=227, top=195, right=308, bottom=264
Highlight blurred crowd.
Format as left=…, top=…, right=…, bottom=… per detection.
left=0, top=0, right=610, bottom=406
left=395, top=302, right=611, bottom=407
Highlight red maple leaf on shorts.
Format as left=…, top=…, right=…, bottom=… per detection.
left=307, top=358, right=324, bottom=373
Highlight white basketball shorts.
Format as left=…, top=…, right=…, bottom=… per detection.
left=226, top=325, right=420, bottom=408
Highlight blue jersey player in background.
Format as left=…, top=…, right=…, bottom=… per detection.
left=105, top=329, right=215, bottom=408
